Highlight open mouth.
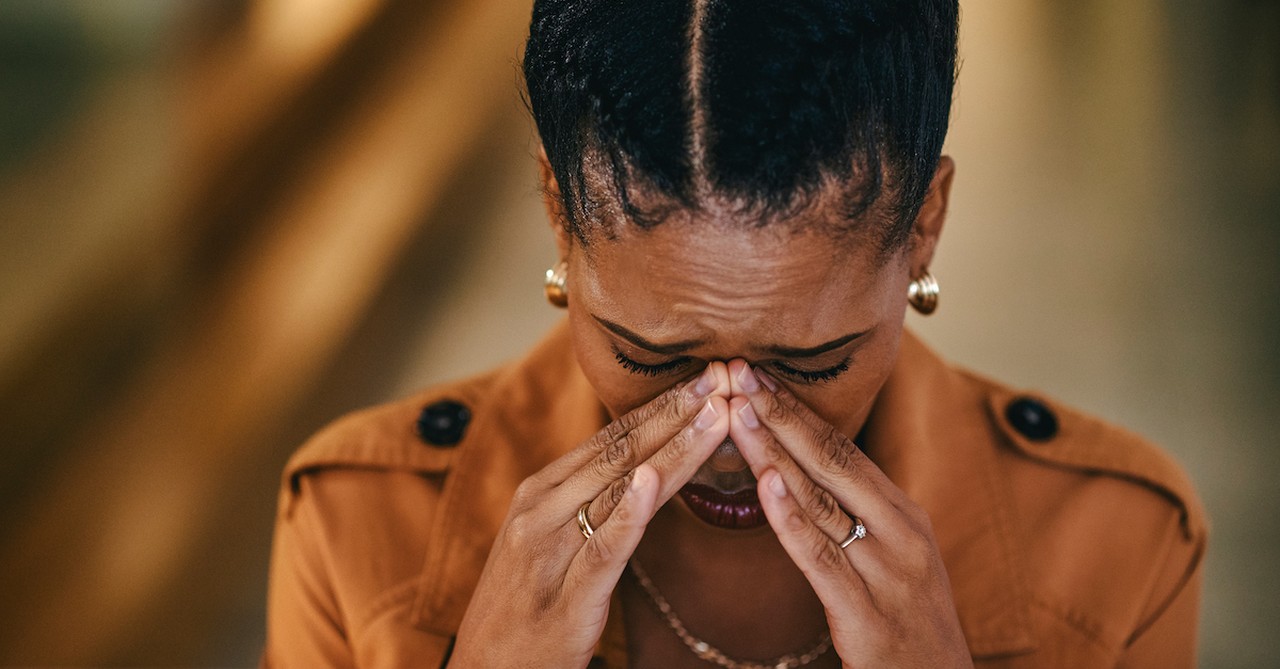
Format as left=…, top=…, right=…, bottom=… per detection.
left=677, top=483, right=767, bottom=529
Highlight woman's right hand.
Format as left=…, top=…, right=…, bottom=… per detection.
left=449, top=363, right=731, bottom=668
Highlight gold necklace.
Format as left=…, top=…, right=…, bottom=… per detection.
left=628, top=558, right=834, bottom=669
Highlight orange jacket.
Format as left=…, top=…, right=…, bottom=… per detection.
left=263, top=322, right=1206, bottom=668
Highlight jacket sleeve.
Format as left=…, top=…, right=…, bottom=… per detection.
left=261, top=478, right=355, bottom=669
left=1116, top=530, right=1207, bottom=669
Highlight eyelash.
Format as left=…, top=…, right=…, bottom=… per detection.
left=613, top=349, right=692, bottom=377
left=772, top=358, right=850, bottom=384
left=612, top=348, right=851, bottom=384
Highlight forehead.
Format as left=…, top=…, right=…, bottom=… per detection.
left=576, top=220, right=898, bottom=348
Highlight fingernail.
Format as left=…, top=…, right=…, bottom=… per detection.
left=693, top=367, right=716, bottom=398
left=737, top=363, right=760, bottom=393
left=755, top=369, right=778, bottom=392
left=694, top=400, right=718, bottom=431
left=768, top=471, right=787, bottom=498
left=737, top=403, right=759, bottom=429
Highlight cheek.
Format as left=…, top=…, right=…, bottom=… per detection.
left=788, top=322, right=904, bottom=437
left=568, top=311, right=680, bottom=419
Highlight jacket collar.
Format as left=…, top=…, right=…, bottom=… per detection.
left=411, top=323, right=1036, bottom=659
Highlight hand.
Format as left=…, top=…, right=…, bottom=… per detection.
left=450, top=363, right=732, bottom=668
left=726, top=360, right=972, bottom=669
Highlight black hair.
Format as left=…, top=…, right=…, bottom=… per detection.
left=522, top=0, right=958, bottom=250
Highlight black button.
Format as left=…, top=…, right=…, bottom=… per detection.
left=416, top=400, right=471, bottom=446
left=1005, top=397, right=1058, bottom=442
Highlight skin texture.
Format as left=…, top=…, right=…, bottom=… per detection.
left=451, top=151, right=964, bottom=668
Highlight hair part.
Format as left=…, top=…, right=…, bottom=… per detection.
left=523, top=0, right=959, bottom=251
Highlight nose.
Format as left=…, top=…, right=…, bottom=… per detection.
left=706, top=437, right=750, bottom=473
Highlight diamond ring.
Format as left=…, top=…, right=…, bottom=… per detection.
left=839, top=517, right=868, bottom=548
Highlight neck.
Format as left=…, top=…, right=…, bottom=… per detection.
left=628, top=496, right=830, bottom=661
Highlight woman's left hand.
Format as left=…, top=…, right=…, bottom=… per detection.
left=726, top=360, right=973, bottom=669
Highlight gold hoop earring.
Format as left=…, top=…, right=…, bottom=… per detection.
left=544, top=261, right=569, bottom=308
left=907, top=271, right=939, bottom=315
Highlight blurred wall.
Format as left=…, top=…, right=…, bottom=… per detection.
left=0, top=0, right=1275, bottom=666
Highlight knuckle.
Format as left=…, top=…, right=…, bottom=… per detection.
left=776, top=389, right=807, bottom=414
left=785, top=507, right=809, bottom=534
left=599, top=415, right=632, bottom=449
left=582, top=532, right=618, bottom=566
left=898, top=529, right=935, bottom=575
left=815, top=536, right=849, bottom=573
left=661, top=382, right=687, bottom=411
left=765, top=395, right=791, bottom=424
left=816, top=425, right=853, bottom=471
left=663, top=426, right=695, bottom=461
left=635, top=384, right=683, bottom=427
left=776, top=390, right=819, bottom=426
left=608, top=492, right=635, bottom=525
left=504, top=512, right=535, bottom=547
left=846, top=443, right=874, bottom=469
left=909, top=503, right=935, bottom=532
left=618, top=406, right=647, bottom=433
left=764, top=439, right=787, bottom=464
left=604, top=473, right=631, bottom=510
left=656, top=389, right=693, bottom=429
left=603, top=431, right=636, bottom=468
left=655, top=382, right=685, bottom=409
left=801, top=483, right=841, bottom=524
left=511, top=478, right=537, bottom=507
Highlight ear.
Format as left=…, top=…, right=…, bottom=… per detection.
left=908, top=155, right=955, bottom=274
left=538, top=144, right=572, bottom=260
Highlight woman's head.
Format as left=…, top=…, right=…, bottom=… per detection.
left=523, top=0, right=959, bottom=445
left=524, top=0, right=958, bottom=249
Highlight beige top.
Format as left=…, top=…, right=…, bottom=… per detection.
left=262, top=322, right=1206, bottom=668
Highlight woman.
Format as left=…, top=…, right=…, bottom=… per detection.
left=264, top=1, right=1206, bottom=667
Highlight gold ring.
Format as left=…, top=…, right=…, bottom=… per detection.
left=839, top=517, right=868, bottom=548
left=577, top=501, right=596, bottom=539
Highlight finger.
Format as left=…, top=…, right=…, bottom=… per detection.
left=756, top=469, right=874, bottom=617
left=536, top=362, right=729, bottom=490
left=565, top=463, right=660, bottom=610
left=731, top=394, right=897, bottom=587
left=729, top=360, right=904, bottom=523
left=579, top=470, right=635, bottom=539
left=728, top=396, right=851, bottom=544
left=725, top=359, right=828, bottom=435
left=555, top=362, right=730, bottom=498
left=638, top=394, right=732, bottom=503
left=580, top=395, right=730, bottom=531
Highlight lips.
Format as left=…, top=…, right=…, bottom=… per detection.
left=677, top=483, right=768, bottom=530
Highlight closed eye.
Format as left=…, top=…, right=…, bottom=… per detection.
left=770, top=357, right=850, bottom=384
left=613, top=348, right=693, bottom=377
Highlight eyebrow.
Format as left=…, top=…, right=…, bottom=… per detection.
left=762, top=330, right=868, bottom=357
left=595, top=316, right=705, bottom=355
left=593, top=315, right=869, bottom=358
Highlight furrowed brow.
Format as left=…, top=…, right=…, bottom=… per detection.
left=594, top=315, right=704, bottom=355
left=764, top=330, right=868, bottom=358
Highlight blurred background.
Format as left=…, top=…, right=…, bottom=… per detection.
left=0, top=0, right=1275, bottom=666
